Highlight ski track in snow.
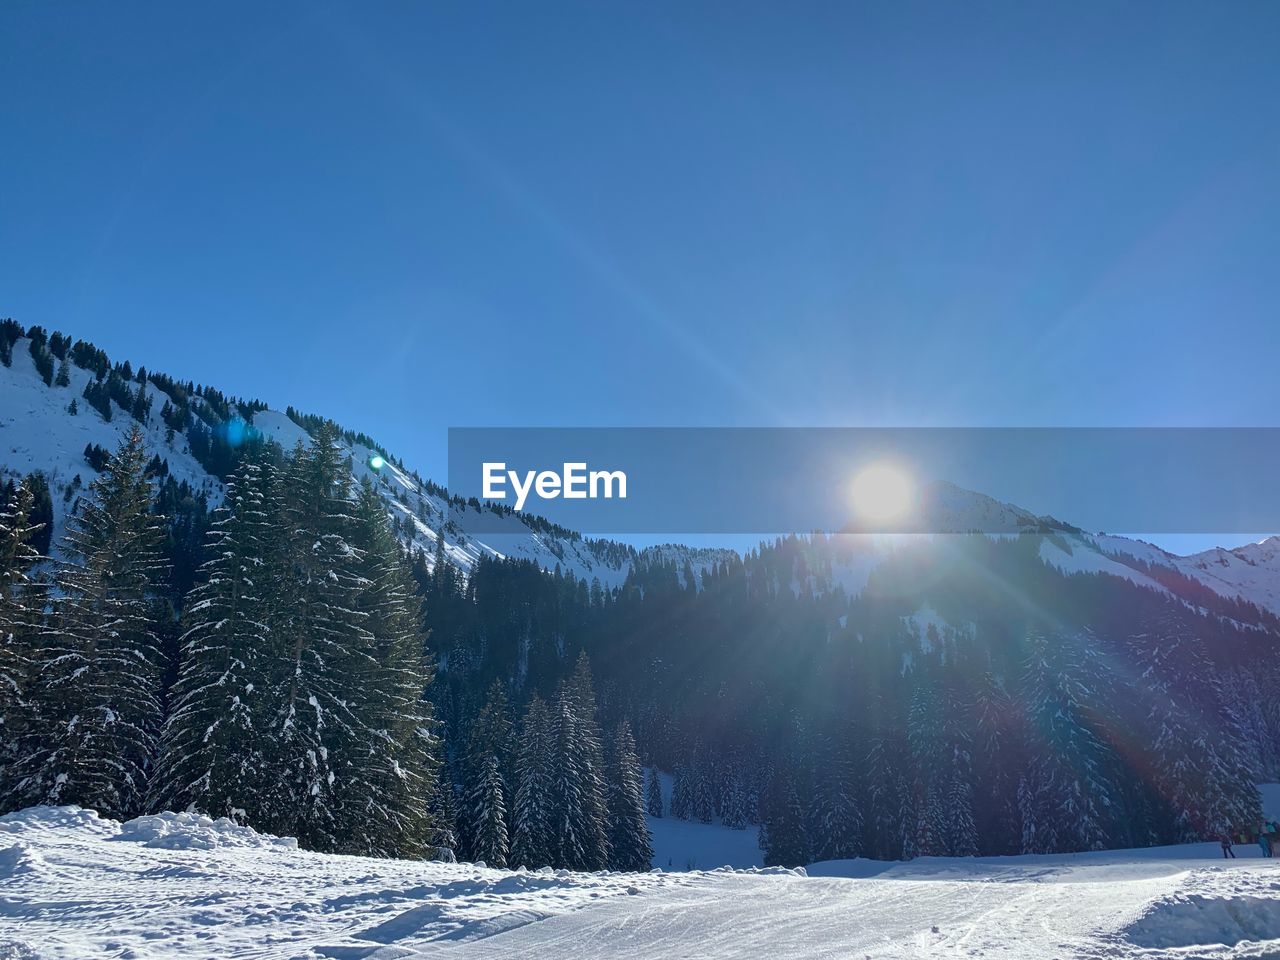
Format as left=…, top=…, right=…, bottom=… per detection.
left=3, top=807, right=1280, bottom=960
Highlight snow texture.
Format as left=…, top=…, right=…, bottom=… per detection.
left=2, top=804, right=1280, bottom=959
left=112, top=811, right=299, bottom=851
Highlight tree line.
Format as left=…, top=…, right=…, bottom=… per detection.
left=420, top=531, right=1274, bottom=868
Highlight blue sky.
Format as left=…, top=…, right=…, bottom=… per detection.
left=2, top=2, right=1278, bottom=553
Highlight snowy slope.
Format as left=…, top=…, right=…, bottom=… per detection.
left=0, top=338, right=221, bottom=536
left=646, top=771, right=762, bottom=872
left=3, top=805, right=1280, bottom=960
left=0, top=338, right=728, bottom=587
left=1092, top=532, right=1280, bottom=618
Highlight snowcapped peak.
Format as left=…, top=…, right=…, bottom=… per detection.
left=841, top=480, right=1072, bottom=535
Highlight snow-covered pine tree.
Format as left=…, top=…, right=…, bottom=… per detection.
left=973, top=672, right=1022, bottom=855
left=670, top=763, right=693, bottom=820
left=428, top=777, right=460, bottom=860
left=462, top=680, right=514, bottom=860
left=1127, top=614, right=1260, bottom=843
left=510, top=695, right=554, bottom=868
left=335, top=478, right=441, bottom=858
left=943, top=766, right=979, bottom=858
left=692, top=755, right=715, bottom=823
left=148, top=453, right=277, bottom=821
left=258, top=426, right=373, bottom=850
left=605, top=721, right=653, bottom=871
left=549, top=685, right=610, bottom=871
left=558, top=654, right=611, bottom=869
left=759, top=764, right=809, bottom=868
left=467, top=751, right=508, bottom=867
left=5, top=427, right=166, bottom=819
left=646, top=765, right=663, bottom=818
left=807, top=736, right=862, bottom=861
left=907, top=680, right=978, bottom=858
left=906, top=685, right=943, bottom=857
left=565, top=652, right=605, bottom=780
left=468, top=681, right=514, bottom=789
left=0, top=479, right=47, bottom=792
left=721, top=771, right=749, bottom=830
left=1220, top=667, right=1280, bottom=785
left=864, top=727, right=911, bottom=860
left=1018, top=629, right=1123, bottom=854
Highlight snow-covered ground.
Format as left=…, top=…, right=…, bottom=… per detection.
left=646, top=771, right=762, bottom=872
left=3, top=803, right=1280, bottom=960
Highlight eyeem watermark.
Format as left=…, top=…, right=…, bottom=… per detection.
left=450, top=427, right=1280, bottom=534
left=482, top=462, right=627, bottom=512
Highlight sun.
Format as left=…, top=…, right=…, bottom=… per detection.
left=851, top=462, right=913, bottom=524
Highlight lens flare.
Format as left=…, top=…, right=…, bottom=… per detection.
left=369, top=455, right=385, bottom=471
left=851, top=462, right=913, bottom=524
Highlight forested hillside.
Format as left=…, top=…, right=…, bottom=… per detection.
left=2, top=320, right=1279, bottom=870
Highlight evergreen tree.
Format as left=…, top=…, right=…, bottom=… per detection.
left=55, top=356, right=70, bottom=387
left=428, top=776, right=460, bottom=860
left=721, top=772, right=749, bottom=829
left=29, top=336, right=54, bottom=386
left=148, top=454, right=278, bottom=821
left=256, top=427, right=372, bottom=849
left=692, top=757, right=715, bottom=823
left=468, top=681, right=514, bottom=788
left=671, top=763, right=693, bottom=820
left=462, top=681, right=513, bottom=860
left=467, top=752, right=508, bottom=867
left=130, top=383, right=151, bottom=423
left=646, top=765, right=663, bottom=818
left=1018, top=629, right=1122, bottom=854
left=4, top=427, right=166, bottom=818
left=24, top=473, right=53, bottom=558
left=0, top=480, right=47, bottom=791
left=1128, top=616, right=1260, bottom=842
left=907, top=681, right=978, bottom=857
left=760, top=765, right=809, bottom=868
left=973, top=673, right=1022, bottom=855
left=549, top=686, right=610, bottom=870
left=605, top=721, right=653, bottom=871
left=865, top=728, right=912, bottom=860
left=510, top=695, right=555, bottom=868
left=331, top=479, right=440, bottom=858
left=566, top=652, right=606, bottom=777
left=808, top=738, right=861, bottom=861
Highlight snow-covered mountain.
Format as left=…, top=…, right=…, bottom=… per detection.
left=821, top=481, right=1280, bottom=626
left=3, top=329, right=1277, bottom=622
left=0, top=332, right=728, bottom=588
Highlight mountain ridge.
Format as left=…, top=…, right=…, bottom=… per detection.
left=2, top=323, right=1277, bottom=620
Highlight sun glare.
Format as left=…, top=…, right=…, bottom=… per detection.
left=851, top=462, right=913, bottom=524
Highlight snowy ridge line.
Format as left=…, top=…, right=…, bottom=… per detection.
left=4, top=328, right=1278, bottom=614
left=0, top=333, right=732, bottom=587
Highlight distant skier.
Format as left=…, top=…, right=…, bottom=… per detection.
left=1219, top=831, right=1236, bottom=859
left=1260, top=825, right=1274, bottom=859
